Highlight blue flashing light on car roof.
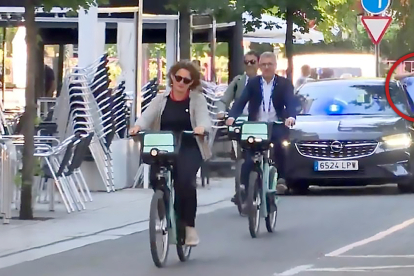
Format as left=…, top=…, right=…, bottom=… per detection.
left=329, top=104, right=340, bottom=112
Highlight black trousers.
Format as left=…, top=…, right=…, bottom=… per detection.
left=150, top=145, right=202, bottom=227
left=240, top=124, right=289, bottom=188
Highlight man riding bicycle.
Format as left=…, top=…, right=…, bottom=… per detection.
left=216, top=50, right=260, bottom=118
left=225, top=52, right=296, bottom=203
left=216, top=50, right=259, bottom=204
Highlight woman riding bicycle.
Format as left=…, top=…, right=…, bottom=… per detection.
left=129, top=60, right=212, bottom=246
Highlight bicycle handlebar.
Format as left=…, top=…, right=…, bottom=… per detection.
left=131, top=130, right=209, bottom=137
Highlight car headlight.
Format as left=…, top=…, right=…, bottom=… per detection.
left=382, top=133, right=412, bottom=149
left=282, top=140, right=290, bottom=147
left=247, top=136, right=254, bottom=144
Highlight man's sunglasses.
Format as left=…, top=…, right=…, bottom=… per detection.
left=244, top=59, right=257, bottom=65
left=174, top=75, right=192, bottom=84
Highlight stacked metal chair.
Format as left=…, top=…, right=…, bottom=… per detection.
left=54, top=54, right=116, bottom=193
left=132, top=78, right=159, bottom=188
left=110, top=81, right=128, bottom=138
left=34, top=133, right=94, bottom=213
left=141, top=78, right=159, bottom=112
left=199, top=81, right=227, bottom=186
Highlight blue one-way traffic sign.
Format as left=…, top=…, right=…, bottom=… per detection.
left=361, top=0, right=391, bottom=14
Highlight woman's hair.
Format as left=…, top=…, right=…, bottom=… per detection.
left=167, top=60, right=201, bottom=90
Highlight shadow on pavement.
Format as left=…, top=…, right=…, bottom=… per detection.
left=296, top=184, right=401, bottom=197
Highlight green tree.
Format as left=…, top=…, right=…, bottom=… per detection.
left=20, top=0, right=107, bottom=220
left=314, top=0, right=414, bottom=60
left=266, top=0, right=347, bottom=80
left=166, top=0, right=282, bottom=59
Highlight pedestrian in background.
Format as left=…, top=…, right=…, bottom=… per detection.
left=295, top=64, right=312, bottom=90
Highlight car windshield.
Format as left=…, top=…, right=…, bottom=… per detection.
left=296, top=81, right=410, bottom=116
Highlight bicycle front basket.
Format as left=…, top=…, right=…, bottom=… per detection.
left=142, top=132, right=176, bottom=161
left=240, top=122, right=270, bottom=142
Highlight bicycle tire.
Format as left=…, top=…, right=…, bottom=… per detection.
left=247, top=171, right=261, bottom=238
left=235, top=158, right=245, bottom=216
left=176, top=223, right=192, bottom=262
left=265, top=166, right=278, bottom=233
left=149, top=190, right=169, bottom=268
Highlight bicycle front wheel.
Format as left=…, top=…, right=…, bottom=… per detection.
left=149, top=190, right=169, bottom=268
left=176, top=222, right=192, bottom=262
left=265, top=166, right=278, bottom=233
left=247, top=171, right=261, bottom=238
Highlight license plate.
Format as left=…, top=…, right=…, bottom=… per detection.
left=314, top=161, right=358, bottom=171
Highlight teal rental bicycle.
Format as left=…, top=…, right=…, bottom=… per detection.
left=227, top=115, right=248, bottom=215
left=138, top=130, right=204, bottom=267
left=239, top=121, right=281, bottom=238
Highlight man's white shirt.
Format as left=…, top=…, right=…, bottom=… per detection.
left=259, top=76, right=277, bottom=122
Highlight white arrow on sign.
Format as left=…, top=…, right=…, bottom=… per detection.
left=361, top=16, right=392, bottom=45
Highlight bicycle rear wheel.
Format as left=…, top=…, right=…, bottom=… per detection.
left=266, top=166, right=278, bottom=233
left=176, top=222, right=192, bottom=262
left=149, top=190, right=169, bottom=268
left=247, top=171, right=261, bottom=238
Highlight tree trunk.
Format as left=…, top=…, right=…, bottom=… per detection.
left=179, top=5, right=191, bottom=60
left=20, top=0, right=37, bottom=220
left=228, top=16, right=244, bottom=81
left=35, top=41, right=44, bottom=100
left=285, top=6, right=294, bottom=81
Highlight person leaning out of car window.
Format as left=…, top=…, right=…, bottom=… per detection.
left=395, top=70, right=414, bottom=100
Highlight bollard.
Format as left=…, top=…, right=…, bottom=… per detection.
left=0, top=139, right=18, bottom=224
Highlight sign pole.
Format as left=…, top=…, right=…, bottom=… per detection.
left=375, top=43, right=380, bottom=77
left=361, top=0, right=392, bottom=78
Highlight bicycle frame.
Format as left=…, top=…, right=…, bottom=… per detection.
left=250, top=149, right=274, bottom=219
left=154, top=165, right=180, bottom=244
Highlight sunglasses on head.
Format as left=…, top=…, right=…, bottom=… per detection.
left=244, top=59, right=257, bottom=65
left=174, top=75, right=192, bottom=84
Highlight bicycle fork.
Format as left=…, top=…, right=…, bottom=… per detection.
left=252, top=154, right=269, bottom=218
left=157, top=168, right=177, bottom=244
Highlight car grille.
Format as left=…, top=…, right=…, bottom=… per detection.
left=295, top=140, right=378, bottom=159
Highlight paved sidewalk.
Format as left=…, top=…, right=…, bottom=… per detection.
left=0, top=177, right=234, bottom=266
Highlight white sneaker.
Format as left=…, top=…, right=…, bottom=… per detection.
left=276, top=178, right=288, bottom=195
left=185, top=226, right=200, bottom=246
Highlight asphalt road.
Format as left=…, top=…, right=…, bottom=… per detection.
left=3, top=185, right=414, bottom=276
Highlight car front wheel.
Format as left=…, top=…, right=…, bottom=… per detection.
left=397, top=179, right=414, bottom=193
left=287, top=180, right=309, bottom=195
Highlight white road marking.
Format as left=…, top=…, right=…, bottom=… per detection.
left=0, top=201, right=233, bottom=270
left=335, top=254, right=414, bottom=258
left=308, top=265, right=414, bottom=272
left=326, top=217, right=414, bottom=257
left=274, top=265, right=314, bottom=275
